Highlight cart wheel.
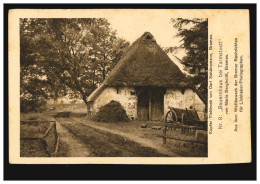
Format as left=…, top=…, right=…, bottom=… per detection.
left=165, top=110, right=177, bottom=123
left=165, top=111, right=173, bottom=123
left=182, top=113, right=187, bottom=125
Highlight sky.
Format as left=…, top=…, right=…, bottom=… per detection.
left=108, top=17, right=180, bottom=47
left=107, top=17, right=186, bottom=72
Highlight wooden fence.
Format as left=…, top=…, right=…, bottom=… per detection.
left=162, top=123, right=207, bottom=145
left=20, top=120, right=60, bottom=157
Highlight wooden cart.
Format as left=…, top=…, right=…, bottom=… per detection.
left=165, top=107, right=203, bottom=125
left=163, top=107, right=207, bottom=144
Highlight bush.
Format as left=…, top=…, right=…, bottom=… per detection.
left=20, top=96, right=47, bottom=113
left=92, top=100, right=130, bottom=122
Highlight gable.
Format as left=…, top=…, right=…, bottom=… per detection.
left=103, top=32, right=192, bottom=88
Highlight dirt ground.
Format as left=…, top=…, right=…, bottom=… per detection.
left=56, top=117, right=170, bottom=157
left=56, top=121, right=91, bottom=157
left=71, top=117, right=207, bottom=157
left=55, top=116, right=207, bottom=157
left=21, top=104, right=207, bottom=157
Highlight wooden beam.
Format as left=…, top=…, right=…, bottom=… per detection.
left=149, top=91, right=152, bottom=120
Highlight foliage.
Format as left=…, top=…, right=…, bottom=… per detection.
left=92, top=100, right=130, bottom=122
left=166, top=18, right=208, bottom=100
left=20, top=75, right=48, bottom=113
left=20, top=18, right=129, bottom=108
left=20, top=96, right=47, bottom=113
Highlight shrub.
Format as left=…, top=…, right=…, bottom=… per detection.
left=20, top=96, right=47, bottom=113
left=92, top=100, right=130, bottom=122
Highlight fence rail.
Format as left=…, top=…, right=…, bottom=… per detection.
left=162, top=123, right=207, bottom=145
left=20, top=120, right=59, bottom=157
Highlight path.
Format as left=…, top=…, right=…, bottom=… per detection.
left=56, top=117, right=172, bottom=157
left=71, top=117, right=178, bottom=157
left=56, top=120, right=91, bottom=157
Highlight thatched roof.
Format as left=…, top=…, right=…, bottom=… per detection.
left=103, top=32, right=191, bottom=88
left=88, top=32, right=204, bottom=103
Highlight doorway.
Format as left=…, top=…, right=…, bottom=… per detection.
left=137, top=89, right=149, bottom=121
left=137, top=88, right=165, bottom=121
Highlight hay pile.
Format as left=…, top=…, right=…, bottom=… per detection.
left=92, top=101, right=130, bottom=122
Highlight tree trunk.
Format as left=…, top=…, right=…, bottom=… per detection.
left=53, top=89, right=58, bottom=107
left=82, top=95, right=88, bottom=106
left=102, top=68, right=106, bottom=81
left=92, top=70, right=95, bottom=87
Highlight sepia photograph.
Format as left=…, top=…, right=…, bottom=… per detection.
left=5, top=4, right=255, bottom=180
left=19, top=16, right=208, bottom=158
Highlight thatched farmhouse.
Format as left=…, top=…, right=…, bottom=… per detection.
left=87, top=32, right=206, bottom=121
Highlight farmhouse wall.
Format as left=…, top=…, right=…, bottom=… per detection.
left=90, top=87, right=206, bottom=121
left=92, top=87, right=138, bottom=119
left=164, top=88, right=206, bottom=121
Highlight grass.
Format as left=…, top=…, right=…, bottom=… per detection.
left=57, top=117, right=168, bottom=157
left=20, top=103, right=207, bottom=157
left=20, top=122, right=51, bottom=139
left=20, top=112, right=58, bottom=157
left=165, top=138, right=207, bottom=157
left=20, top=139, right=50, bottom=157
left=20, top=112, right=52, bottom=121
left=56, top=140, right=69, bottom=157
left=74, top=118, right=208, bottom=157
left=20, top=112, right=54, bottom=139
left=46, top=103, right=87, bottom=113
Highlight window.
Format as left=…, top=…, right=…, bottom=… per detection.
left=146, top=35, right=152, bottom=39
left=130, top=91, right=136, bottom=95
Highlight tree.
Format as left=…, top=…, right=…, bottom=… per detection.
left=166, top=18, right=208, bottom=99
left=20, top=18, right=129, bottom=109
left=20, top=19, right=52, bottom=112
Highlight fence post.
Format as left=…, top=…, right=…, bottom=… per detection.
left=53, top=122, right=58, bottom=142
left=163, top=123, right=167, bottom=144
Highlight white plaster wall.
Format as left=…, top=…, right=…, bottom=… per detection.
left=194, top=92, right=206, bottom=112
left=194, top=92, right=206, bottom=121
left=164, top=88, right=206, bottom=121
left=164, top=89, right=184, bottom=111
left=92, top=87, right=138, bottom=119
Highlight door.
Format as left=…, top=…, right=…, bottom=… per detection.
left=137, top=90, right=149, bottom=121
left=151, top=90, right=164, bottom=121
